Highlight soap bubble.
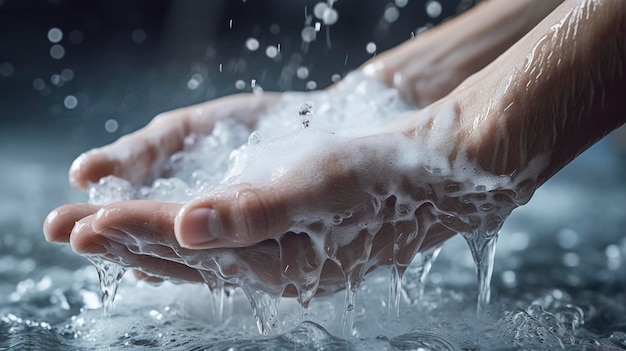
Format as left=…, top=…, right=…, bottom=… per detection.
left=235, top=80, right=246, bottom=90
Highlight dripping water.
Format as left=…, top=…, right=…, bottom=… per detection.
left=401, top=244, right=442, bottom=305
left=87, top=257, right=126, bottom=316
left=462, top=228, right=499, bottom=314
left=241, top=286, right=283, bottom=336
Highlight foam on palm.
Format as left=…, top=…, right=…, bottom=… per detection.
left=87, top=72, right=548, bottom=335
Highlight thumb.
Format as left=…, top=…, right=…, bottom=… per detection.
left=174, top=185, right=294, bottom=249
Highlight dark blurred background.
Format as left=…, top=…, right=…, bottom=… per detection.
left=0, top=0, right=474, bottom=151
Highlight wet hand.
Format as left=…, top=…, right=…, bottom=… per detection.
left=68, top=93, right=279, bottom=190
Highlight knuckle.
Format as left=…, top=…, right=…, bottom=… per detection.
left=235, top=188, right=279, bottom=244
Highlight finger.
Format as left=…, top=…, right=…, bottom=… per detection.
left=132, top=270, right=164, bottom=286
left=175, top=185, right=295, bottom=249
left=43, top=203, right=101, bottom=243
left=69, top=94, right=279, bottom=190
left=90, top=200, right=183, bottom=247
left=70, top=215, right=204, bottom=284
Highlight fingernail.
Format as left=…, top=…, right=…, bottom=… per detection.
left=181, top=207, right=222, bottom=247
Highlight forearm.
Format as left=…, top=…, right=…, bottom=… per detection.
left=463, top=0, right=626, bottom=184
left=363, top=0, right=562, bottom=106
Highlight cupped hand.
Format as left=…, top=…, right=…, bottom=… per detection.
left=68, top=93, right=280, bottom=190
left=45, top=113, right=479, bottom=296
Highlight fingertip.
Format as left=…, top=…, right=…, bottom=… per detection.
left=43, top=204, right=100, bottom=243
left=69, top=216, right=107, bottom=255
left=69, top=150, right=115, bottom=190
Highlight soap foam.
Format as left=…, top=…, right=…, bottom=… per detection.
left=87, top=72, right=548, bottom=335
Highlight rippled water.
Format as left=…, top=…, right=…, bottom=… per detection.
left=1, top=133, right=626, bottom=350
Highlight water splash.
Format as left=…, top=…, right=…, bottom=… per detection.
left=241, top=286, right=283, bottom=336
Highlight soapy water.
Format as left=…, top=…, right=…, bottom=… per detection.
left=2, top=71, right=625, bottom=350
left=83, top=72, right=551, bottom=338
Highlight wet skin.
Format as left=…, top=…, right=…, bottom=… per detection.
left=45, top=0, right=626, bottom=293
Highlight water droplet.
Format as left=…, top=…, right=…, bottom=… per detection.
left=556, top=228, right=579, bottom=249
left=131, top=28, right=146, bottom=43
left=33, top=78, right=45, bottom=90
left=265, top=45, right=278, bottom=58
left=313, top=2, right=328, bottom=19
left=395, top=0, right=408, bottom=8
left=61, top=68, right=74, bottom=81
left=269, top=23, right=280, bottom=35
left=105, top=119, right=119, bottom=133
left=245, top=37, right=259, bottom=51
left=322, top=8, right=338, bottom=25
left=47, top=27, right=63, bottom=43
left=301, top=26, right=317, bottom=43
left=0, top=62, right=14, bottom=77
left=187, top=73, right=203, bottom=90
left=235, top=79, right=245, bottom=89
left=50, top=44, right=65, bottom=59
left=63, top=95, right=78, bottom=109
left=501, top=270, right=517, bottom=288
left=425, top=0, right=443, bottom=18
left=366, top=42, right=377, bottom=54
left=296, top=66, right=309, bottom=79
left=384, top=6, right=400, bottom=23
left=562, top=252, right=580, bottom=267
left=248, top=131, right=263, bottom=145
